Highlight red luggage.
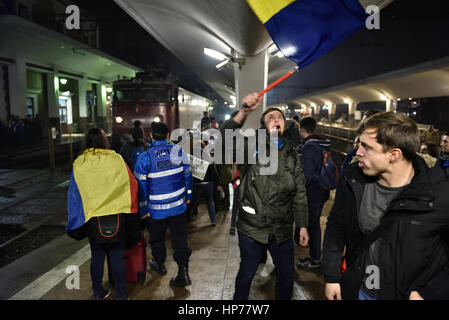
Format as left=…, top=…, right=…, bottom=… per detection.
left=125, top=232, right=147, bottom=284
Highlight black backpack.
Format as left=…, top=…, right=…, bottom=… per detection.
left=88, top=214, right=126, bottom=244
left=306, top=142, right=342, bottom=190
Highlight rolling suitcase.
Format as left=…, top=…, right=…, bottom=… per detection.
left=124, top=232, right=147, bottom=284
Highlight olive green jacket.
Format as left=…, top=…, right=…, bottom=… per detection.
left=221, top=119, right=308, bottom=244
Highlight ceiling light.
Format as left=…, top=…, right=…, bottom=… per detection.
left=60, top=78, right=68, bottom=85
left=204, top=48, right=228, bottom=61
left=216, top=59, right=230, bottom=70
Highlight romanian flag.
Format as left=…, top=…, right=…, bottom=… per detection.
left=66, top=149, right=138, bottom=231
left=247, top=0, right=367, bottom=68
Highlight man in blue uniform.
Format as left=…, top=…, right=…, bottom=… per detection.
left=134, top=121, right=193, bottom=287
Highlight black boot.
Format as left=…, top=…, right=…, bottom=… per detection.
left=149, top=258, right=167, bottom=275
left=169, top=266, right=192, bottom=287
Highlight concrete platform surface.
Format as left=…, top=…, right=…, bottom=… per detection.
left=0, top=198, right=332, bottom=300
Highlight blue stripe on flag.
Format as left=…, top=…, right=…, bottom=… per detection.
left=265, top=0, right=367, bottom=68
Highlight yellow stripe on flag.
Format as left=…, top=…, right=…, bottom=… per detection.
left=73, top=149, right=133, bottom=222
left=246, top=0, right=296, bottom=24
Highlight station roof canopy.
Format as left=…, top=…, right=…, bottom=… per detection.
left=293, top=56, right=449, bottom=106
left=0, top=14, right=141, bottom=83
left=114, top=0, right=449, bottom=106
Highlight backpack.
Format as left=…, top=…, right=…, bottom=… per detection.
left=306, top=142, right=342, bottom=190
left=88, top=213, right=126, bottom=244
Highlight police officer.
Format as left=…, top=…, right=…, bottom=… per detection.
left=134, top=121, right=193, bottom=287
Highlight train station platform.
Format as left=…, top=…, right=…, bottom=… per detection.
left=0, top=135, right=85, bottom=169
left=0, top=198, right=333, bottom=301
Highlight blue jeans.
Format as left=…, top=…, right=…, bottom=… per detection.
left=308, top=202, right=325, bottom=261
left=192, top=181, right=216, bottom=223
left=89, top=239, right=126, bottom=299
left=234, top=233, right=294, bottom=300
left=358, top=289, right=376, bottom=300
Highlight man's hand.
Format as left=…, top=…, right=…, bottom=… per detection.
left=186, top=200, right=191, bottom=205
left=298, top=227, right=309, bottom=246
left=409, top=291, right=424, bottom=300
left=325, top=283, right=342, bottom=300
left=140, top=213, right=150, bottom=219
left=233, top=92, right=263, bottom=124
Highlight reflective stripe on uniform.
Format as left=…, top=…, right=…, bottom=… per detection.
left=149, top=187, right=185, bottom=200
left=148, top=166, right=183, bottom=179
left=135, top=173, right=147, bottom=181
left=149, top=197, right=185, bottom=210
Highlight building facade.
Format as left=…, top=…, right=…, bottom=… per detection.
left=0, top=0, right=140, bottom=139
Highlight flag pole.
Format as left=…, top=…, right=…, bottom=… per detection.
left=257, top=66, right=299, bottom=97
left=242, top=66, right=299, bottom=108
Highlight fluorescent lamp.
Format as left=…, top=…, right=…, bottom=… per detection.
left=204, top=48, right=227, bottom=61
left=216, top=59, right=230, bottom=70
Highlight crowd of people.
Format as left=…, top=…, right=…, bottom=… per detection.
left=0, top=114, right=42, bottom=149
left=65, top=93, right=449, bottom=301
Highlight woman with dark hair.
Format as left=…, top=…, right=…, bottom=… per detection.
left=129, top=126, right=150, bottom=171
left=120, top=122, right=149, bottom=170
left=420, top=142, right=440, bottom=159
left=67, top=127, right=139, bottom=300
left=80, top=127, right=110, bottom=152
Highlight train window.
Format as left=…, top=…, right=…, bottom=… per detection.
left=115, top=89, right=136, bottom=102
left=141, top=88, right=170, bottom=103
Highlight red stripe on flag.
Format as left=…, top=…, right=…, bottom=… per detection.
left=126, top=164, right=139, bottom=213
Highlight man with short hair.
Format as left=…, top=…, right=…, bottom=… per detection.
left=221, top=92, right=309, bottom=300
left=134, top=121, right=193, bottom=287
left=322, top=112, right=449, bottom=300
left=437, top=131, right=449, bottom=169
left=296, top=116, right=332, bottom=270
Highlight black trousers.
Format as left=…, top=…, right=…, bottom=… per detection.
left=146, top=213, right=191, bottom=268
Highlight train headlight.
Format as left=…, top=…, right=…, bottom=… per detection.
left=153, top=116, right=162, bottom=123
left=115, top=116, right=123, bottom=124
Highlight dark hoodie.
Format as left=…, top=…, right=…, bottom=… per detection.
left=300, top=134, right=331, bottom=204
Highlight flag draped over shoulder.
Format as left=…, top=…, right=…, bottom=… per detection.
left=247, top=0, right=368, bottom=68
left=67, top=149, right=138, bottom=231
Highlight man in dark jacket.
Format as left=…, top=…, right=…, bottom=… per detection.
left=296, top=116, right=331, bottom=270
left=221, top=92, right=309, bottom=300
left=322, top=112, right=449, bottom=300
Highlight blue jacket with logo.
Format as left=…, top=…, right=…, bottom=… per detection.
left=134, top=140, right=193, bottom=219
